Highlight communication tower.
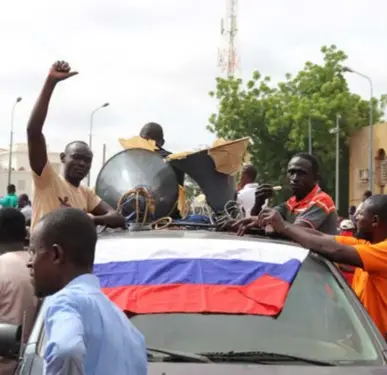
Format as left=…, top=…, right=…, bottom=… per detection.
left=218, top=0, right=239, bottom=77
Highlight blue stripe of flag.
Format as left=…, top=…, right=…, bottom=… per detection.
left=93, top=258, right=301, bottom=288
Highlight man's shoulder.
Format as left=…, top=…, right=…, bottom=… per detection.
left=310, top=191, right=336, bottom=212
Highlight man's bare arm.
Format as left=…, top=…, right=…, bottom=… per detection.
left=91, top=201, right=126, bottom=228
left=258, top=208, right=362, bottom=267
left=281, top=224, right=363, bottom=267
left=27, top=78, right=55, bottom=176
left=27, top=61, right=78, bottom=176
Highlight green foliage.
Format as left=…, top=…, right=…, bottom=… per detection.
left=208, top=45, right=385, bottom=214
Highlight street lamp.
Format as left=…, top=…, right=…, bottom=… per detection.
left=329, top=114, right=341, bottom=209
left=88, top=102, right=109, bottom=186
left=7, top=97, right=22, bottom=186
left=342, top=66, right=374, bottom=192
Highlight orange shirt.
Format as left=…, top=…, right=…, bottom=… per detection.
left=336, top=235, right=387, bottom=337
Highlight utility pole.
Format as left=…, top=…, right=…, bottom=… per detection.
left=329, top=114, right=341, bottom=209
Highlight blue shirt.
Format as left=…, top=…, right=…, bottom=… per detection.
left=43, top=274, right=147, bottom=375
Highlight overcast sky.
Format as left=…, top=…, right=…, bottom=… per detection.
left=1, top=0, right=386, bottom=183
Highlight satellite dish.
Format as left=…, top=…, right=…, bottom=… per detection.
left=95, top=149, right=179, bottom=220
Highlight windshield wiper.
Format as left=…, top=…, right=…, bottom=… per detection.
left=198, top=351, right=337, bottom=366
left=147, top=347, right=212, bottom=363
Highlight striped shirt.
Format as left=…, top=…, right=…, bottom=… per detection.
left=274, top=185, right=337, bottom=235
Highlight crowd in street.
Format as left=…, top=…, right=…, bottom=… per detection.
left=0, top=61, right=145, bottom=375
left=236, top=156, right=387, bottom=341
left=0, top=59, right=387, bottom=375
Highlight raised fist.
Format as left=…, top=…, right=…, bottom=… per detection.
left=48, top=60, right=78, bottom=82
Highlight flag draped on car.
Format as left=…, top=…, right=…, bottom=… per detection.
left=93, top=238, right=309, bottom=316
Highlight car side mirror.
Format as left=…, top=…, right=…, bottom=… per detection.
left=0, top=324, right=21, bottom=359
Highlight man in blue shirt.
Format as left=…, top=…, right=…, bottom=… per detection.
left=27, top=208, right=147, bottom=375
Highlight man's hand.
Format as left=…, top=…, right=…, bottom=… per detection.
left=258, top=208, right=286, bottom=233
left=48, top=61, right=78, bottom=83
left=231, top=216, right=259, bottom=236
left=255, top=184, right=274, bottom=201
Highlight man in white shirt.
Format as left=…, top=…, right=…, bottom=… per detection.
left=18, top=194, right=32, bottom=226
left=237, top=165, right=260, bottom=217
left=355, top=190, right=372, bottom=219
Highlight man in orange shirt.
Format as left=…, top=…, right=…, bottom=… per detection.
left=256, top=194, right=387, bottom=338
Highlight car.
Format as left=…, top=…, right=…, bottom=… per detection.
left=2, top=229, right=387, bottom=374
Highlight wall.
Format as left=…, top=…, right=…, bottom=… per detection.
left=0, top=143, right=61, bottom=199
left=349, top=122, right=387, bottom=206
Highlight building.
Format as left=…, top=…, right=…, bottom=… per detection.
left=0, top=143, right=61, bottom=198
left=349, top=122, right=387, bottom=206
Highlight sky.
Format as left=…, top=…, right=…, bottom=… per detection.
left=1, top=0, right=386, bottom=183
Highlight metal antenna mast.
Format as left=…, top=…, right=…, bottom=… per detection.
left=218, top=0, right=238, bottom=77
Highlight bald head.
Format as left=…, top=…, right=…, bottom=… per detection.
left=139, top=122, right=164, bottom=147
left=64, top=140, right=92, bottom=155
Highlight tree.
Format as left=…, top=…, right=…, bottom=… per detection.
left=208, top=45, right=386, bottom=214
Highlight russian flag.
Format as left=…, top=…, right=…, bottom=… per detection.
left=93, top=238, right=308, bottom=316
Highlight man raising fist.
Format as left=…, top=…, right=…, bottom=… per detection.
left=27, top=61, right=125, bottom=230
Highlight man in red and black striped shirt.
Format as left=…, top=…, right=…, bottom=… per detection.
left=240, top=153, right=338, bottom=235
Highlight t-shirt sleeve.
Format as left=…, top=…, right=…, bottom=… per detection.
left=335, top=236, right=387, bottom=273
left=335, top=235, right=361, bottom=246
left=86, top=188, right=102, bottom=213
left=294, top=197, right=335, bottom=229
left=32, top=161, right=57, bottom=190
left=353, top=242, right=387, bottom=273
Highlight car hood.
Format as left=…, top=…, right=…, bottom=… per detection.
left=149, top=363, right=386, bottom=375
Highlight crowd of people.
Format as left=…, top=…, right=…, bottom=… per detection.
left=235, top=153, right=387, bottom=341
left=1, top=59, right=387, bottom=374
left=0, top=61, right=146, bottom=375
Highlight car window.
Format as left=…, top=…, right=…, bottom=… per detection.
left=131, top=256, right=381, bottom=364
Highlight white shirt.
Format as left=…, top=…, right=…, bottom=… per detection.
left=21, top=205, right=32, bottom=222
left=237, top=183, right=259, bottom=217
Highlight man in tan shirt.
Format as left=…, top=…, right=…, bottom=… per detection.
left=27, top=60, right=126, bottom=230
left=0, top=208, right=37, bottom=375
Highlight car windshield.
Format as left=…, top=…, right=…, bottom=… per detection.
left=131, top=255, right=381, bottom=365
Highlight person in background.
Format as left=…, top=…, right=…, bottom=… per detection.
left=139, top=121, right=185, bottom=183
left=349, top=205, right=357, bottom=224
left=235, top=153, right=338, bottom=235
left=0, top=184, right=18, bottom=208
left=0, top=208, right=37, bottom=375
left=237, top=165, right=260, bottom=217
left=140, top=122, right=171, bottom=158
left=339, top=219, right=356, bottom=237
left=27, top=208, right=147, bottom=375
left=337, top=219, right=357, bottom=285
left=355, top=190, right=372, bottom=219
left=258, top=194, right=387, bottom=338
left=140, top=121, right=184, bottom=219
left=18, top=194, right=32, bottom=226
left=336, top=216, right=343, bottom=231
left=26, top=60, right=125, bottom=230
